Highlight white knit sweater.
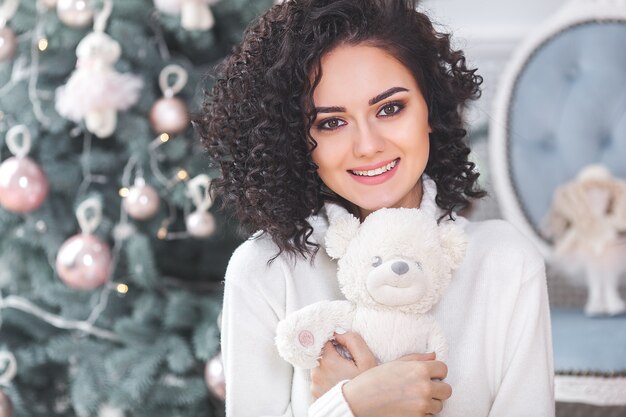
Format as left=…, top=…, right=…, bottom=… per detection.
left=220, top=178, right=555, bottom=417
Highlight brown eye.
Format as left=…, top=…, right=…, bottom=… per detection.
left=378, top=102, right=403, bottom=117
left=318, top=118, right=346, bottom=130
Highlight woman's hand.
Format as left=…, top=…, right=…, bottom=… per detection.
left=343, top=353, right=452, bottom=417
left=310, top=330, right=377, bottom=400
left=310, top=331, right=451, bottom=416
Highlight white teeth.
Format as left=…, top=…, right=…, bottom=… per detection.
left=351, top=159, right=398, bottom=177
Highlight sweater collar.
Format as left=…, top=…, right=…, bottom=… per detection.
left=310, top=175, right=444, bottom=249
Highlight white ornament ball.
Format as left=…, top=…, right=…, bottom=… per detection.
left=186, top=210, right=215, bottom=238
left=153, top=0, right=180, bottom=15
left=0, top=27, right=17, bottom=62
left=0, top=156, right=49, bottom=213
left=0, top=391, right=11, bottom=417
left=98, top=404, right=124, bottom=417
left=57, top=0, right=93, bottom=28
left=56, top=234, right=112, bottom=290
left=149, top=97, right=190, bottom=135
left=123, top=184, right=160, bottom=220
left=205, top=352, right=225, bottom=401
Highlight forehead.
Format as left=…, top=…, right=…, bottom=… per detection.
left=313, top=44, right=417, bottom=105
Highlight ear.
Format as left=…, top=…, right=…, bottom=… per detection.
left=438, top=223, right=468, bottom=270
left=324, top=203, right=360, bottom=259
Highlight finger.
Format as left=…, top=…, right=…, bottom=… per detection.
left=319, top=341, right=340, bottom=363
left=424, top=360, right=448, bottom=380
left=332, top=331, right=377, bottom=368
left=427, top=398, right=444, bottom=414
left=431, top=380, right=452, bottom=401
left=398, top=351, right=436, bottom=362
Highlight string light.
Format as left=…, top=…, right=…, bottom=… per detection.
left=159, top=133, right=169, bottom=142
left=176, top=169, right=188, bottom=181
left=116, top=283, right=129, bottom=294
left=118, top=187, right=129, bottom=197
left=37, top=38, right=48, bottom=51
left=157, top=227, right=168, bottom=240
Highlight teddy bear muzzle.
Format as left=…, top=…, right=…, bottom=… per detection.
left=366, top=258, right=428, bottom=306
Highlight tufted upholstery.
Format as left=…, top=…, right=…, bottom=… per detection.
left=508, top=22, right=626, bottom=237
left=491, top=4, right=626, bottom=405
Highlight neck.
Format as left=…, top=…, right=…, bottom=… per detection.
left=357, top=179, right=424, bottom=222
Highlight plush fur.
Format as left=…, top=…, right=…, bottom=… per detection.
left=275, top=206, right=467, bottom=369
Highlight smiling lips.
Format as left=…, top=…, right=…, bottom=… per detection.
left=348, top=158, right=400, bottom=185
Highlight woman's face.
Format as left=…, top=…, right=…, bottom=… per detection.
left=309, top=44, right=431, bottom=219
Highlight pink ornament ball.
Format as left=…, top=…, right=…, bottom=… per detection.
left=149, top=97, right=190, bottom=135
left=186, top=210, right=215, bottom=238
left=0, top=27, right=17, bottom=62
left=0, top=156, right=49, bottom=213
left=123, top=184, right=160, bottom=220
left=56, top=0, right=93, bottom=28
left=205, top=352, right=225, bottom=401
left=55, top=234, right=112, bottom=290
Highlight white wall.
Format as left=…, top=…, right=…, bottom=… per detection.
left=418, top=0, right=571, bottom=124
left=420, top=0, right=569, bottom=40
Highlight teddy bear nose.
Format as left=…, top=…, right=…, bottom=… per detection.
left=391, top=261, right=409, bottom=275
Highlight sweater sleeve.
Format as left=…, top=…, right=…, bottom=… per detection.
left=221, top=241, right=354, bottom=417
left=221, top=245, right=294, bottom=417
left=487, top=263, right=555, bottom=417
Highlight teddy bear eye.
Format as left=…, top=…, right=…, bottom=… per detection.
left=414, top=261, right=423, bottom=271
left=372, top=256, right=382, bottom=267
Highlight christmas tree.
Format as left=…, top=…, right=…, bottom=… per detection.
left=0, top=0, right=274, bottom=416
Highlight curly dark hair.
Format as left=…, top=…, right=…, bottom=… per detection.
left=197, top=0, right=485, bottom=260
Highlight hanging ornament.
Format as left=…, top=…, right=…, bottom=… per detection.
left=0, top=0, right=19, bottom=63
left=56, top=0, right=93, bottom=28
left=149, top=65, right=190, bottom=135
left=0, top=125, right=49, bottom=213
left=41, top=0, right=58, bottom=9
left=0, top=27, right=16, bottom=62
left=55, top=0, right=142, bottom=138
left=185, top=174, right=215, bottom=238
left=0, top=392, right=11, bottom=417
left=153, top=0, right=220, bottom=31
left=97, top=404, right=124, bottom=417
left=56, top=198, right=113, bottom=290
left=204, top=351, right=225, bottom=401
left=0, top=351, right=16, bottom=417
left=123, top=177, right=160, bottom=221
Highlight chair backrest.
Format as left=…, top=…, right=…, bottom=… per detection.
left=489, top=0, right=626, bottom=259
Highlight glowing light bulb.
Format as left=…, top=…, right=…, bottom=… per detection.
left=38, top=38, right=49, bottom=51
left=177, top=169, right=189, bottom=181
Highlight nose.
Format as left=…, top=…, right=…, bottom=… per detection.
left=353, top=122, right=385, bottom=157
left=391, top=261, right=409, bottom=275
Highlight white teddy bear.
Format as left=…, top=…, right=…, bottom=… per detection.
left=275, top=204, right=467, bottom=369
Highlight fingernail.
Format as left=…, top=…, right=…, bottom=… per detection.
left=334, top=326, right=347, bottom=334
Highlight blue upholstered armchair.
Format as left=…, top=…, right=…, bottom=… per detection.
left=489, top=0, right=626, bottom=408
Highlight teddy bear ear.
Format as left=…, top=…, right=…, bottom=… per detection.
left=439, top=223, right=468, bottom=269
left=324, top=203, right=360, bottom=259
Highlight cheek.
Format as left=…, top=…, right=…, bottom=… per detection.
left=311, top=139, right=344, bottom=172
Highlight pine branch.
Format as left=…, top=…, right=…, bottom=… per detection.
left=0, top=295, right=120, bottom=342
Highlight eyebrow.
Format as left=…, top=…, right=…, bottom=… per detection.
left=314, top=86, right=409, bottom=114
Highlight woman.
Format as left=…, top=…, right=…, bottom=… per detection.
left=198, top=0, right=555, bottom=416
